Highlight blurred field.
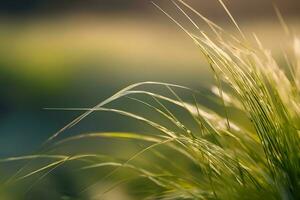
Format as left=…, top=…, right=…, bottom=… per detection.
left=0, top=8, right=300, bottom=156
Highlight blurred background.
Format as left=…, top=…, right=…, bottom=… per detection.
left=0, top=0, right=299, bottom=199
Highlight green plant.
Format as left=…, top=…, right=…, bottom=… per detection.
left=1, top=0, right=300, bottom=199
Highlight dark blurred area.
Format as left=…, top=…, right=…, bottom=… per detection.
left=0, top=0, right=299, bottom=18
left=0, top=0, right=146, bottom=14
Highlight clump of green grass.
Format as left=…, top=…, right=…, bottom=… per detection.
left=1, top=0, right=300, bottom=199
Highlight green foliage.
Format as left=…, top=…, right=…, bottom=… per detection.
left=1, top=0, right=300, bottom=199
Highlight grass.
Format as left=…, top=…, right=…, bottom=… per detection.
left=1, top=0, right=300, bottom=199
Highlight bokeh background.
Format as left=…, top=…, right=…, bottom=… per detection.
left=0, top=0, right=299, bottom=199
